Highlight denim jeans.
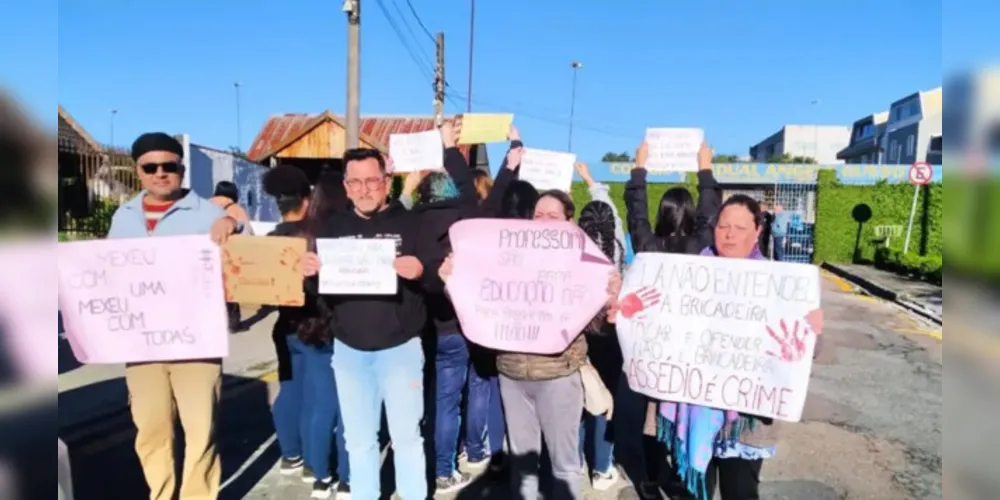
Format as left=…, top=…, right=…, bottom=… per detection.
left=579, top=413, right=614, bottom=474
left=271, top=336, right=349, bottom=482
left=433, top=333, right=469, bottom=478
left=465, top=353, right=505, bottom=461
left=333, top=337, right=425, bottom=500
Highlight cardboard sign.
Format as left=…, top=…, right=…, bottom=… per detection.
left=316, top=238, right=398, bottom=295
left=57, top=235, right=229, bottom=364
left=616, top=253, right=820, bottom=422
left=389, top=129, right=444, bottom=173
left=645, top=128, right=704, bottom=172
left=222, top=235, right=307, bottom=306
left=446, top=219, right=614, bottom=354
left=458, top=113, right=514, bottom=144
left=518, top=148, right=577, bottom=192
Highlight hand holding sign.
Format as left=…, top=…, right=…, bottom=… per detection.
left=394, top=256, right=424, bottom=280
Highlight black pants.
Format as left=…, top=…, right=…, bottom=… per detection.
left=665, top=457, right=763, bottom=500
left=226, top=302, right=241, bottom=331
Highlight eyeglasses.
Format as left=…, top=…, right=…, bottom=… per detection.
left=345, top=176, right=386, bottom=191
left=140, top=162, right=181, bottom=175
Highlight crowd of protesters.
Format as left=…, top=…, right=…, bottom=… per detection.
left=110, top=120, right=822, bottom=500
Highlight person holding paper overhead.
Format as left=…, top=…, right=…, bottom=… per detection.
left=298, top=120, right=467, bottom=500
left=620, top=138, right=721, bottom=499
left=106, top=132, right=242, bottom=500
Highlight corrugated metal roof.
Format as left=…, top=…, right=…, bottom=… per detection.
left=247, top=112, right=478, bottom=163
left=58, top=106, right=103, bottom=153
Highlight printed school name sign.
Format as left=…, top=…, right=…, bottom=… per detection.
left=589, top=162, right=942, bottom=185
left=447, top=219, right=614, bottom=355
left=616, top=253, right=820, bottom=422
left=58, top=235, right=229, bottom=364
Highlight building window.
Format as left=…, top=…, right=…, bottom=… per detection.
left=907, top=135, right=915, bottom=157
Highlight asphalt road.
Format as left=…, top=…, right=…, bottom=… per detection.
left=60, top=274, right=943, bottom=499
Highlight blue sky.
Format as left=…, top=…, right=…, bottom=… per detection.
left=1, top=0, right=966, bottom=165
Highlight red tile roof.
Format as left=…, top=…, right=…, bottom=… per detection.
left=246, top=112, right=477, bottom=163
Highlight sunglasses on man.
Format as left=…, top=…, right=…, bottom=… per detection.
left=139, top=162, right=182, bottom=175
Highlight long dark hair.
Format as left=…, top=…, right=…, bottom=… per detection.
left=213, top=181, right=239, bottom=203
left=500, top=180, right=538, bottom=219
left=536, top=189, right=576, bottom=220
left=298, top=169, right=350, bottom=346
left=579, top=201, right=623, bottom=335
left=262, top=166, right=311, bottom=215
left=654, top=187, right=696, bottom=252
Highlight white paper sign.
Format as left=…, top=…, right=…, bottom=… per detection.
left=518, top=148, right=576, bottom=192
left=645, top=128, right=704, bottom=172
left=616, top=253, right=820, bottom=422
left=316, top=238, right=398, bottom=295
left=389, top=129, right=444, bottom=173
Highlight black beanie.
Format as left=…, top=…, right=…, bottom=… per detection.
left=131, top=132, right=184, bottom=161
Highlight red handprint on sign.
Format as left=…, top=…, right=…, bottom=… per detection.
left=766, top=318, right=815, bottom=362
left=619, top=287, right=662, bottom=320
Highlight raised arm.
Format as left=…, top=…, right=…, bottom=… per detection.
left=576, top=161, right=626, bottom=265
left=624, top=141, right=657, bottom=253
left=481, top=125, right=524, bottom=217
left=440, top=119, right=477, bottom=206
left=691, top=141, right=722, bottom=251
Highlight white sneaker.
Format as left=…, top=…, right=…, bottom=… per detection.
left=592, top=467, right=621, bottom=491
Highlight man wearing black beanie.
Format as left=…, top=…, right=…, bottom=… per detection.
left=105, top=132, right=242, bottom=500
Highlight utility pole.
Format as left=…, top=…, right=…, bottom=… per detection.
left=434, top=32, right=445, bottom=127
left=234, top=82, right=242, bottom=151
left=345, top=0, right=361, bottom=149
left=568, top=61, right=583, bottom=151
left=110, top=109, right=117, bottom=146
left=466, top=0, right=475, bottom=112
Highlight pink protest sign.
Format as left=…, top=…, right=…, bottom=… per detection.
left=0, top=238, right=57, bottom=383
left=446, top=219, right=613, bottom=354
left=58, top=235, right=229, bottom=364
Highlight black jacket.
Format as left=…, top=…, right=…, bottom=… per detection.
left=267, top=220, right=321, bottom=380
left=624, top=168, right=722, bottom=255
left=480, top=140, right=523, bottom=217
left=409, top=148, right=479, bottom=335
left=317, top=199, right=438, bottom=351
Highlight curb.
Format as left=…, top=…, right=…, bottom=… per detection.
left=821, top=262, right=942, bottom=326
left=60, top=367, right=277, bottom=446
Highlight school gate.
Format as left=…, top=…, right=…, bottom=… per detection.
left=591, top=162, right=943, bottom=264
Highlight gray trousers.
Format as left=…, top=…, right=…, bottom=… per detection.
left=499, top=372, right=585, bottom=500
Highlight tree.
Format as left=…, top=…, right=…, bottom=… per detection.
left=712, top=154, right=741, bottom=162
left=601, top=151, right=632, bottom=162
left=765, top=153, right=816, bottom=164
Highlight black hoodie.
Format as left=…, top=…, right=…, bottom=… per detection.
left=408, top=148, right=479, bottom=335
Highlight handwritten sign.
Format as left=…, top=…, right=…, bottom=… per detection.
left=446, top=219, right=613, bottom=354
left=645, top=128, right=704, bottom=172
left=316, top=238, right=398, bottom=295
left=519, top=148, right=576, bottom=192
left=222, top=235, right=306, bottom=306
left=57, top=235, right=229, bottom=364
left=616, top=253, right=820, bottom=422
left=389, top=129, right=444, bottom=173
left=458, top=113, right=514, bottom=144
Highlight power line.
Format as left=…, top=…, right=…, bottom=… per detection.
left=373, top=0, right=435, bottom=81
left=404, top=0, right=436, bottom=43
left=390, top=0, right=433, bottom=57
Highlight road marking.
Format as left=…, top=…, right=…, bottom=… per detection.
left=821, top=270, right=856, bottom=293
left=74, top=370, right=279, bottom=457
left=220, top=434, right=277, bottom=492
left=894, top=327, right=943, bottom=341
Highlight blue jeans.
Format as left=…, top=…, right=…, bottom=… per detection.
left=773, top=235, right=786, bottom=261
left=333, top=337, right=425, bottom=500
left=579, top=413, right=614, bottom=474
left=433, top=333, right=469, bottom=477
left=465, top=356, right=505, bottom=461
left=272, top=336, right=349, bottom=482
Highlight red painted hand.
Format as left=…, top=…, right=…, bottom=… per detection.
left=766, top=318, right=816, bottom=362
left=619, top=287, right=662, bottom=319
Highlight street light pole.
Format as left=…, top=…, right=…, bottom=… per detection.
left=110, top=109, right=117, bottom=146
left=810, top=99, right=820, bottom=162
left=234, top=82, right=242, bottom=152
left=568, top=61, right=582, bottom=152
left=466, top=0, right=475, bottom=112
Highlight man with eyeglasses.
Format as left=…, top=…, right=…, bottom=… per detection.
left=105, top=132, right=242, bottom=500
left=300, top=121, right=471, bottom=499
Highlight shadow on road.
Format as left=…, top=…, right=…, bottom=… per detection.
left=63, top=373, right=277, bottom=500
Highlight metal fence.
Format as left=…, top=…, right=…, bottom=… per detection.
left=722, top=182, right=817, bottom=263
left=58, top=144, right=140, bottom=239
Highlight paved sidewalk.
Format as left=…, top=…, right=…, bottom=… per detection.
left=822, top=262, right=941, bottom=323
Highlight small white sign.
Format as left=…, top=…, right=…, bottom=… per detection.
left=316, top=238, right=398, bottom=295
left=616, top=252, right=821, bottom=422
left=519, top=148, right=577, bottom=192
left=645, top=128, right=704, bottom=172
left=389, top=129, right=444, bottom=173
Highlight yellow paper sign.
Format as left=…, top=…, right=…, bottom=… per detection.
left=222, top=235, right=307, bottom=306
left=458, top=113, right=514, bottom=144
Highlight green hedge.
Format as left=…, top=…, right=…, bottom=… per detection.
left=569, top=173, right=698, bottom=224
left=873, top=246, right=943, bottom=285
left=942, top=174, right=1000, bottom=280
left=814, top=169, right=942, bottom=264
